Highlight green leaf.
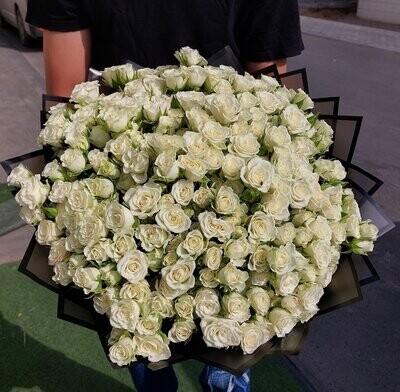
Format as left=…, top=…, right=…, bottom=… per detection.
left=43, top=207, right=58, bottom=219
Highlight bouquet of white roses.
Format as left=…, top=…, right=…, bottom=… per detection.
left=7, top=47, right=379, bottom=367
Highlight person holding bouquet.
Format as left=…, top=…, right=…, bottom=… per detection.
left=26, top=1, right=304, bottom=391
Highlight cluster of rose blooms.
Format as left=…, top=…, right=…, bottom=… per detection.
left=8, top=48, right=378, bottom=366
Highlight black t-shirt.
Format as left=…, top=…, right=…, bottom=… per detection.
left=26, top=0, right=304, bottom=70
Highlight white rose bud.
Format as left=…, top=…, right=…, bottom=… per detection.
left=154, top=152, right=180, bottom=182
left=305, top=240, right=332, bottom=269
left=241, top=322, right=266, bottom=354
left=246, top=287, right=271, bottom=316
left=222, top=154, right=245, bottom=180
left=193, top=187, right=214, bottom=209
left=174, top=47, right=207, bottom=66
left=120, top=280, right=151, bottom=303
left=360, top=221, right=378, bottom=241
left=268, top=243, right=297, bottom=275
left=240, top=157, right=274, bottom=193
left=203, top=246, right=223, bottom=270
left=248, top=245, right=270, bottom=272
left=48, top=181, right=72, bottom=203
left=195, top=288, right=221, bottom=318
left=280, top=104, right=311, bottom=135
left=296, top=283, right=324, bottom=311
left=161, top=258, right=196, bottom=292
left=136, top=224, right=172, bottom=252
left=229, top=134, right=260, bottom=158
left=177, top=154, right=208, bottom=182
left=306, top=216, right=333, bottom=241
left=214, top=186, right=240, bottom=215
left=274, top=272, right=300, bottom=296
left=149, top=292, right=175, bottom=318
left=71, top=80, right=99, bottom=105
left=52, top=262, right=72, bottom=286
left=256, top=91, right=285, bottom=114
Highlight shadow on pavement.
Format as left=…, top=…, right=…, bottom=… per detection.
left=0, top=312, right=132, bottom=392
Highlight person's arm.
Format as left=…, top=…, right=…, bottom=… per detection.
left=43, top=29, right=91, bottom=96
left=245, top=59, right=287, bottom=75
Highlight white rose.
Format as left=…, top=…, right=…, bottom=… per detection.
left=156, top=205, right=191, bottom=234
left=161, top=258, right=196, bottom=292
left=248, top=245, right=270, bottom=272
left=264, top=126, right=291, bottom=150
left=193, top=187, right=214, bottom=209
left=67, top=183, right=96, bottom=212
left=88, top=149, right=108, bottom=171
left=241, top=157, right=275, bottom=194
left=360, top=221, right=379, bottom=241
left=261, top=192, right=290, bottom=221
left=296, top=283, right=324, bottom=311
left=120, top=280, right=151, bottom=303
left=198, top=211, right=234, bottom=242
left=290, top=180, right=313, bottom=209
left=268, top=243, right=296, bottom=275
left=154, top=152, right=180, bottom=182
left=350, top=239, right=374, bottom=255
left=117, top=250, right=148, bottom=283
left=275, top=272, right=300, bottom=296
left=249, top=271, right=270, bottom=286
left=19, top=206, right=45, bottom=226
left=330, top=221, right=347, bottom=244
left=149, top=292, right=175, bottom=318
left=241, top=322, right=266, bottom=354
left=93, top=287, right=120, bottom=315
left=345, top=214, right=361, bottom=238
left=136, top=312, right=162, bottom=336
left=200, top=121, right=231, bottom=148
left=177, top=230, right=206, bottom=257
left=280, top=295, right=302, bottom=317
left=48, top=238, right=70, bottom=265
left=314, top=159, right=346, bottom=182
left=218, top=262, right=249, bottom=292
left=76, top=215, right=107, bottom=246
left=168, top=319, right=196, bottom=343
left=214, top=186, right=240, bottom=215
left=163, top=68, right=188, bottom=91
left=305, top=240, right=332, bottom=269
left=36, top=220, right=62, bottom=245
left=306, top=216, right=333, bottom=241
left=136, top=334, right=171, bottom=362
left=71, top=80, right=99, bottom=105
left=256, top=91, right=285, bottom=113
left=72, top=267, right=101, bottom=294
left=142, top=75, right=167, bottom=96
left=224, top=238, right=253, bottom=266
left=84, top=240, right=111, bottom=264
left=175, top=294, right=195, bottom=319
left=228, top=134, right=260, bottom=158
left=174, top=47, right=207, bottom=66
left=52, top=262, right=72, bottom=286
left=105, top=201, right=134, bottom=233
left=175, top=91, right=206, bottom=111
left=177, top=154, right=208, bottom=181
left=7, top=163, right=32, bottom=187
left=222, top=292, right=250, bottom=323
left=274, top=223, right=297, bottom=246
left=109, top=336, right=137, bottom=366
left=185, top=106, right=211, bottom=132
left=15, top=175, right=49, bottom=209
left=83, top=178, right=114, bottom=199
left=221, top=154, right=245, bottom=180
left=67, top=253, right=87, bottom=272
left=194, top=288, right=221, bottom=318
left=136, top=224, right=172, bottom=252
left=248, top=211, right=276, bottom=243
left=110, top=299, right=141, bottom=332
left=171, top=180, right=194, bottom=206
left=89, top=126, right=111, bottom=148
left=60, top=148, right=86, bottom=173
left=104, top=134, right=131, bottom=161
left=123, top=183, right=161, bottom=219
left=199, top=268, right=219, bottom=288
left=102, top=64, right=136, bottom=87
left=203, top=246, right=223, bottom=270
left=246, top=287, right=271, bottom=316
left=269, top=308, right=297, bottom=338
left=143, top=96, right=171, bottom=122
left=206, top=93, right=241, bottom=125
left=281, top=104, right=311, bottom=135
left=48, top=181, right=72, bottom=203
left=200, top=317, right=242, bottom=348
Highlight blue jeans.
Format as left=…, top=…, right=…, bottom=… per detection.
left=129, top=363, right=250, bottom=392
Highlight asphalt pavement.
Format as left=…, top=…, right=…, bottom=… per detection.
left=0, top=16, right=399, bottom=392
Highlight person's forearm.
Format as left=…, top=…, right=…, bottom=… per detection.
left=43, top=29, right=91, bottom=97
left=245, top=59, right=287, bottom=75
